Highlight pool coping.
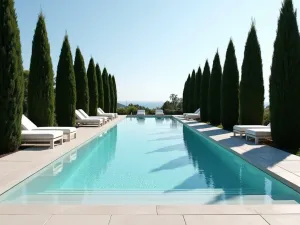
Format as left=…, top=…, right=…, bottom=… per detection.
left=172, top=116, right=300, bottom=194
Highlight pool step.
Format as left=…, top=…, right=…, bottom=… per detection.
left=2, top=193, right=298, bottom=205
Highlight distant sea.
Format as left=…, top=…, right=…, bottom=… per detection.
left=118, top=101, right=164, bottom=109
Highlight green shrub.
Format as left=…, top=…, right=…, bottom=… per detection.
left=112, top=76, right=117, bottom=113
left=117, top=108, right=127, bottom=115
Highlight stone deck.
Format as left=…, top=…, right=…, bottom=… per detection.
left=0, top=115, right=300, bottom=224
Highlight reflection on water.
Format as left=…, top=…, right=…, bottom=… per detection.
left=182, top=126, right=300, bottom=204
left=0, top=126, right=118, bottom=203
left=170, top=118, right=178, bottom=129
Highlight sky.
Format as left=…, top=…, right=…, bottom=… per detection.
left=15, top=0, right=300, bottom=103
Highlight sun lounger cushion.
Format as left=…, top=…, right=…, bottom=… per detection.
left=233, top=125, right=267, bottom=132
left=246, top=128, right=271, bottom=136
left=34, top=127, right=76, bottom=133
left=21, top=130, right=63, bottom=139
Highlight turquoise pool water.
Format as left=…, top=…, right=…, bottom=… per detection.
left=1, top=117, right=300, bottom=204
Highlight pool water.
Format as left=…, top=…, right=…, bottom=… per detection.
left=1, top=117, right=300, bottom=204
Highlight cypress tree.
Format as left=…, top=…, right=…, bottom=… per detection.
left=240, top=22, right=264, bottom=125
left=186, top=75, right=191, bottom=112
left=195, top=66, right=202, bottom=110
left=200, top=61, right=210, bottom=122
left=109, top=74, right=115, bottom=113
left=190, top=70, right=196, bottom=111
left=221, top=39, right=240, bottom=131
left=96, top=64, right=104, bottom=110
left=112, top=76, right=117, bottom=112
left=269, top=0, right=300, bottom=151
left=87, top=58, right=98, bottom=116
left=102, top=68, right=111, bottom=113
left=74, top=47, right=89, bottom=114
left=28, top=13, right=54, bottom=126
left=208, top=51, right=222, bottom=125
left=55, top=35, right=76, bottom=126
left=182, top=79, right=187, bottom=112
left=0, top=0, right=24, bottom=154
left=23, top=70, right=29, bottom=116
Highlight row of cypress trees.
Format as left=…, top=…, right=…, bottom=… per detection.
left=28, top=13, right=118, bottom=127
left=0, top=0, right=117, bottom=154
left=183, top=0, right=300, bottom=153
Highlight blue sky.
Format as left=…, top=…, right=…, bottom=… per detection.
left=15, top=0, right=300, bottom=103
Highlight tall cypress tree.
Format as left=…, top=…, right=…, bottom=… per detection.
left=200, top=61, right=210, bottom=122
left=270, top=0, right=300, bottom=151
left=186, top=75, right=191, bottom=112
left=28, top=13, right=54, bottom=126
left=109, top=74, right=115, bottom=113
left=190, top=70, right=196, bottom=112
left=208, top=51, right=222, bottom=125
left=55, top=35, right=76, bottom=126
left=23, top=70, right=29, bottom=116
left=102, top=68, right=111, bottom=113
left=182, top=78, right=187, bottom=112
left=74, top=47, right=89, bottom=114
left=112, top=76, right=117, bottom=112
left=0, top=0, right=24, bottom=154
left=240, top=23, right=264, bottom=125
left=221, top=39, right=240, bottom=131
left=195, top=66, right=202, bottom=110
left=96, top=64, right=104, bottom=110
left=87, top=58, right=98, bottom=116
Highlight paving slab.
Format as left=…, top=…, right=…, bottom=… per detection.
left=0, top=215, right=51, bottom=225
left=262, top=214, right=300, bottom=225
left=184, top=215, right=269, bottom=225
left=44, top=215, right=110, bottom=225
left=109, top=215, right=185, bottom=225
left=157, top=205, right=257, bottom=215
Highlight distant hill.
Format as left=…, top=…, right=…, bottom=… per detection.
left=117, top=103, right=126, bottom=108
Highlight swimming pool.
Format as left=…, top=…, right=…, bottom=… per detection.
left=1, top=117, right=300, bottom=204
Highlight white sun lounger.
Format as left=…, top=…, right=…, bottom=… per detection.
left=21, top=130, right=63, bottom=149
left=75, top=110, right=103, bottom=127
left=97, top=108, right=115, bottom=119
left=21, top=115, right=76, bottom=142
left=183, top=108, right=200, bottom=117
left=136, top=110, right=145, bottom=117
left=155, top=109, right=164, bottom=117
left=245, top=128, right=272, bottom=144
left=98, top=108, right=118, bottom=118
left=233, top=124, right=270, bottom=137
left=78, top=109, right=110, bottom=123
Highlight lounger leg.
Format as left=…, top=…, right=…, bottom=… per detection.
left=50, top=140, right=54, bottom=149
left=255, top=138, right=259, bottom=145
left=74, top=132, right=77, bottom=139
left=246, top=135, right=248, bottom=142
left=234, top=132, right=236, bottom=137
left=67, top=134, right=71, bottom=142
